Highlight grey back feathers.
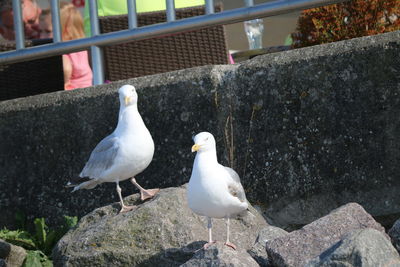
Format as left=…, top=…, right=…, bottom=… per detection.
left=224, top=167, right=247, bottom=203
left=80, top=134, right=119, bottom=178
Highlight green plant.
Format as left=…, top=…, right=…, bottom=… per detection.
left=23, top=251, right=52, bottom=267
left=292, top=0, right=400, bottom=48
left=0, top=229, right=36, bottom=250
left=0, top=214, right=78, bottom=267
left=33, top=216, right=78, bottom=255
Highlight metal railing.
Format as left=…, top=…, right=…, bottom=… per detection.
left=0, top=0, right=347, bottom=85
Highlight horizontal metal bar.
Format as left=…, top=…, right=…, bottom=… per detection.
left=0, top=0, right=349, bottom=64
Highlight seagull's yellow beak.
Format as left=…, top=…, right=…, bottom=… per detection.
left=191, top=144, right=201, bottom=152
left=125, top=96, right=132, bottom=106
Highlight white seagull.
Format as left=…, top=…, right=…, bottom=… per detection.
left=187, top=132, right=248, bottom=250
left=67, top=84, right=159, bottom=213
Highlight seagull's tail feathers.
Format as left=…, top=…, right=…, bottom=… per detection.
left=66, top=177, right=100, bottom=192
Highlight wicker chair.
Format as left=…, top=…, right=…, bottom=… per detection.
left=99, top=4, right=229, bottom=81
left=0, top=39, right=64, bottom=101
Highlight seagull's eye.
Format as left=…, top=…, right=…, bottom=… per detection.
left=205, top=137, right=209, bottom=141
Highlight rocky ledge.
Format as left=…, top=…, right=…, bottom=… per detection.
left=52, top=186, right=400, bottom=267
left=52, top=185, right=267, bottom=266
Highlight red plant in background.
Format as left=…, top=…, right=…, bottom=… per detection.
left=72, top=0, right=85, bottom=8
left=292, top=0, right=400, bottom=48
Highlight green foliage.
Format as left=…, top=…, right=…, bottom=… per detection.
left=34, top=218, right=47, bottom=250
left=23, top=250, right=52, bottom=267
left=32, top=216, right=79, bottom=255
left=63, top=215, right=78, bottom=230
left=0, top=213, right=78, bottom=267
left=292, top=0, right=400, bottom=48
left=0, top=229, right=36, bottom=250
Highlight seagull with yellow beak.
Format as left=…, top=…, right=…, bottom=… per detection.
left=67, top=84, right=159, bottom=213
left=187, top=132, right=248, bottom=250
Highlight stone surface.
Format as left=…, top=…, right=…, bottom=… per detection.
left=306, top=228, right=400, bottom=266
left=228, top=31, right=400, bottom=230
left=0, top=239, right=27, bottom=267
left=181, top=243, right=259, bottom=267
left=0, top=31, right=399, bottom=230
left=248, top=225, right=288, bottom=266
left=52, top=185, right=268, bottom=266
left=389, top=219, right=400, bottom=254
left=265, top=203, right=387, bottom=267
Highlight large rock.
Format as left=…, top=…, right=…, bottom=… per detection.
left=265, top=203, right=387, bottom=267
left=248, top=225, right=288, bottom=266
left=52, top=185, right=268, bottom=266
left=181, top=243, right=259, bottom=267
left=306, top=228, right=400, bottom=266
left=0, top=239, right=27, bottom=267
left=389, top=219, right=400, bottom=253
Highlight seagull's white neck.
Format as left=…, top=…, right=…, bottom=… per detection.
left=194, top=149, right=218, bottom=170
left=115, top=104, right=143, bottom=134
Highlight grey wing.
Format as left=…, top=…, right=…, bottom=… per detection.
left=224, top=166, right=248, bottom=203
left=224, top=167, right=241, bottom=183
left=80, top=134, right=120, bottom=178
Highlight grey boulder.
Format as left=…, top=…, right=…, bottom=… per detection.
left=389, top=219, right=400, bottom=254
left=0, top=239, right=27, bottom=267
left=248, top=225, right=288, bottom=266
left=306, top=228, right=400, bottom=266
left=180, top=242, right=259, bottom=267
left=52, top=185, right=268, bottom=266
left=265, top=202, right=387, bottom=267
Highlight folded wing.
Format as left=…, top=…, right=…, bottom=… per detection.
left=80, top=134, right=120, bottom=179
left=224, top=166, right=247, bottom=203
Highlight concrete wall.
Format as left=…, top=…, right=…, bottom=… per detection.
left=0, top=31, right=399, bottom=229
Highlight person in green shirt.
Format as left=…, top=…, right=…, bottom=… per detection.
left=84, top=0, right=205, bottom=36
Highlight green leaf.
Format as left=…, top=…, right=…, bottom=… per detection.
left=23, top=250, right=53, bottom=267
left=34, top=218, right=47, bottom=248
left=63, top=216, right=78, bottom=229
left=43, top=230, right=57, bottom=255
left=0, top=229, right=36, bottom=250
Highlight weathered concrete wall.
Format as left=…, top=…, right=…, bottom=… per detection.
left=0, top=31, right=399, bottom=229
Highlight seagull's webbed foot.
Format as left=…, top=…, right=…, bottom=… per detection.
left=119, top=205, right=136, bottom=213
left=224, top=241, right=237, bottom=250
left=130, top=177, right=160, bottom=201
left=140, top=188, right=160, bottom=201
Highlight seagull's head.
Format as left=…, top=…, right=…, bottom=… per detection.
left=191, top=132, right=216, bottom=153
left=119, top=84, right=138, bottom=107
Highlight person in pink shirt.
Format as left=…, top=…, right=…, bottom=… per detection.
left=60, top=1, right=92, bottom=90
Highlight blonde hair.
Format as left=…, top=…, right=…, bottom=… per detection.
left=60, top=1, right=84, bottom=41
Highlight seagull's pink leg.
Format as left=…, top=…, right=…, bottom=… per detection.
left=116, top=182, right=136, bottom=213
left=202, top=217, right=217, bottom=249
left=130, top=177, right=159, bottom=201
left=224, top=217, right=237, bottom=250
